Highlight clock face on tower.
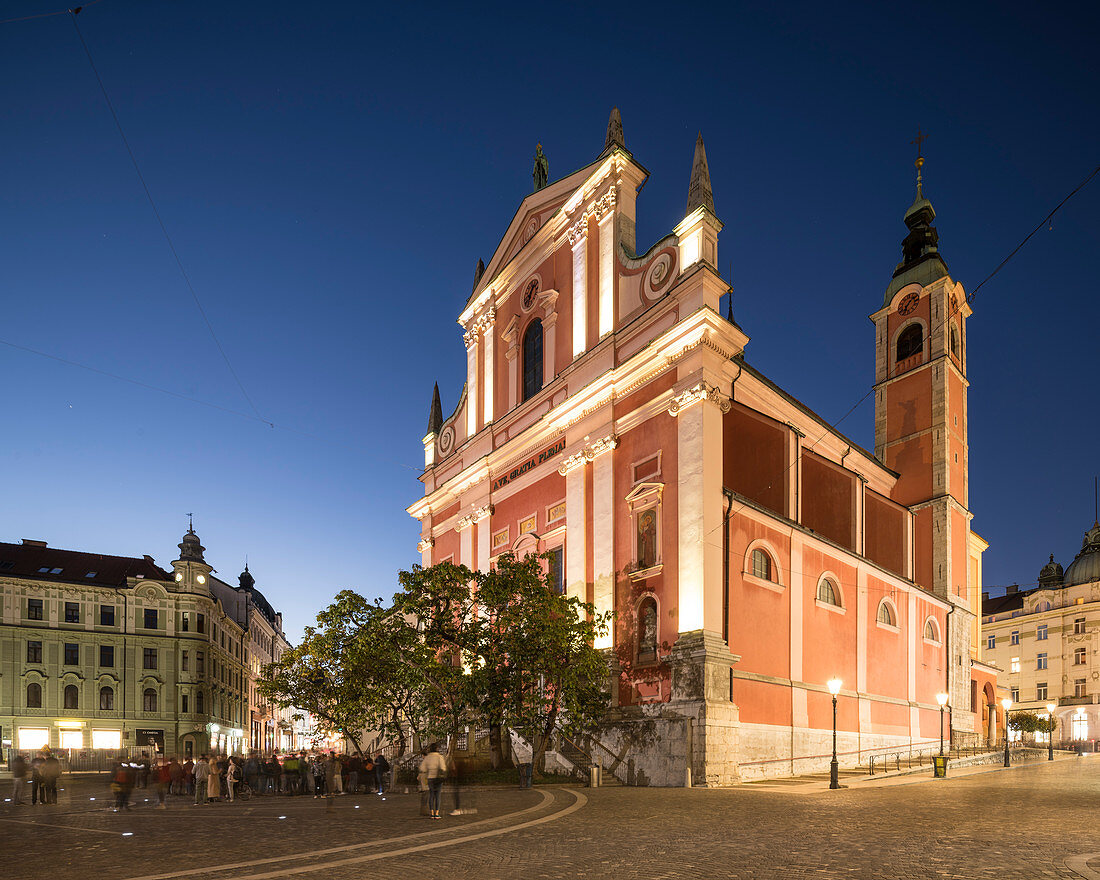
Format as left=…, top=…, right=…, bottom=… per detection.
left=522, top=279, right=539, bottom=311
left=898, top=292, right=919, bottom=316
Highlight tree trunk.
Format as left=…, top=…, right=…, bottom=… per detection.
left=488, top=721, right=503, bottom=769
left=534, top=705, right=558, bottom=774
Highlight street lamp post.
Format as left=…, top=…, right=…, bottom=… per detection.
left=1001, top=697, right=1012, bottom=767
left=828, top=678, right=842, bottom=790
left=1046, top=702, right=1056, bottom=761
left=936, top=692, right=949, bottom=756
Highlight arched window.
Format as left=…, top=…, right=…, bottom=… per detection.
left=877, top=601, right=896, bottom=627
left=99, top=686, right=114, bottom=710
left=637, top=598, right=658, bottom=663
left=751, top=549, right=773, bottom=582
left=27, top=682, right=42, bottom=708
left=64, top=684, right=79, bottom=709
left=817, top=579, right=840, bottom=607
left=896, top=324, right=923, bottom=362
left=143, top=688, right=158, bottom=712
left=1036, top=601, right=1052, bottom=612
left=924, top=618, right=939, bottom=641
left=949, top=323, right=960, bottom=359
left=522, top=319, right=543, bottom=401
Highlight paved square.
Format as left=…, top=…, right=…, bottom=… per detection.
left=4, top=758, right=1099, bottom=879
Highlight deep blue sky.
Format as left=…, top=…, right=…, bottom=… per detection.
left=2, top=1, right=1097, bottom=640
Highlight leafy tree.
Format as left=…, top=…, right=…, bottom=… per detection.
left=396, top=554, right=612, bottom=769
left=258, top=590, right=442, bottom=757
left=1009, top=711, right=1058, bottom=736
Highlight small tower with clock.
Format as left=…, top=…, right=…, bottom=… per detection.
left=171, top=516, right=213, bottom=593
left=871, top=151, right=979, bottom=732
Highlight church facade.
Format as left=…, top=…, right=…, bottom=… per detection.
left=408, top=111, right=997, bottom=783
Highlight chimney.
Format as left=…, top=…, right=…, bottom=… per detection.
left=144, top=555, right=155, bottom=563
left=982, top=591, right=989, bottom=602
left=1006, top=584, right=1018, bottom=595
left=21, top=539, right=47, bottom=547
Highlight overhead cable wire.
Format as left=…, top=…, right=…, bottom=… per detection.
left=67, top=7, right=266, bottom=424
left=705, top=159, right=1100, bottom=544
left=0, top=1, right=102, bottom=26
left=0, top=337, right=424, bottom=472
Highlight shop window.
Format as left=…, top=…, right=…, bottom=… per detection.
left=18, top=728, right=49, bottom=750
left=26, top=682, right=42, bottom=708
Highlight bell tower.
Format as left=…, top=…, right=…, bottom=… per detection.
left=871, top=151, right=977, bottom=733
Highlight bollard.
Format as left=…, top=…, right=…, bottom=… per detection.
left=589, top=766, right=600, bottom=788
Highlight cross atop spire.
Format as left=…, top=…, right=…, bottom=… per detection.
left=686, top=133, right=715, bottom=216
left=187, top=512, right=193, bottom=532
left=911, top=128, right=928, bottom=198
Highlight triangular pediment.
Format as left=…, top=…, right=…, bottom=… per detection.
left=464, top=152, right=642, bottom=320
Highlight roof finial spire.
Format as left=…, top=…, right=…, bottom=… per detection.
left=910, top=128, right=928, bottom=198
left=427, top=383, right=443, bottom=435
left=187, top=512, right=193, bottom=532
left=601, top=107, right=625, bottom=157
left=686, top=132, right=715, bottom=216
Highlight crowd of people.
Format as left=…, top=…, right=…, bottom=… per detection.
left=8, top=749, right=62, bottom=805
left=105, top=750, right=393, bottom=810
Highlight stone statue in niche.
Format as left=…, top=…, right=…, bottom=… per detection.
left=532, top=143, right=549, bottom=191
left=637, top=508, right=657, bottom=570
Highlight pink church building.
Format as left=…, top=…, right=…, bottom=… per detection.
left=408, top=110, right=998, bottom=784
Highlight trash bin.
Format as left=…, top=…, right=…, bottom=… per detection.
left=589, top=766, right=600, bottom=788
left=933, top=756, right=948, bottom=778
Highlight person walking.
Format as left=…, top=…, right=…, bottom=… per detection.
left=323, top=753, right=339, bottom=813
left=373, top=751, right=390, bottom=795
left=168, top=757, right=183, bottom=795
left=112, top=761, right=135, bottom=811
left=155, top=758, right=171, bottom=808
left=422, top=743, right=448, bottom=820
left=11, top=754, right=29, bottom=806
left=225, top=758, right=240, bottom=803
left=183, top=757, right=195, bottom=796
left=193, top=754, right=209, bottom=805
left=206, top=756, right=221, bottom=802
left=29, top=753, right=44, bottom=806
left=42, top=752, right=61, bottom=804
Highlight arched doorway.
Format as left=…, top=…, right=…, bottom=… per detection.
left=983, top=683, right=997, bottom=746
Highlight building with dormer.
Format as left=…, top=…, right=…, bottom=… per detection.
left=408, top=110, right=996, bottom=783
left=982, top=521, right=1100, bottom=745
left=0, top=525, right=259, bottom=758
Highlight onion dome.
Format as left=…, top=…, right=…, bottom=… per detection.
left=882, top=155, right=950, bottom=308
left=1064, top=522, right=1100, bottom=587
left=1037, top=553, right=1064, bottom=587
left=239, top=562, right=255, bottom=591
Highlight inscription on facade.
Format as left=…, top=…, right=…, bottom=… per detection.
left=492, top=438, right=566, bottom=491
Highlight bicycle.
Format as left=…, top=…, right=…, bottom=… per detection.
left=234, top=781, right=253, bottom=801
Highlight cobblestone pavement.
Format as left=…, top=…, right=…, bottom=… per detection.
left=5, top=758, right=1100, bottom=880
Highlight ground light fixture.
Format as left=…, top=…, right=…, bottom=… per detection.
left=936, top=692, right=949, bottom=756
left=1001, top=697, right=1012, bottom=767
left=827, top=678, right=842, bottom=789
left=1046, top=702, right=1057, bottom=761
